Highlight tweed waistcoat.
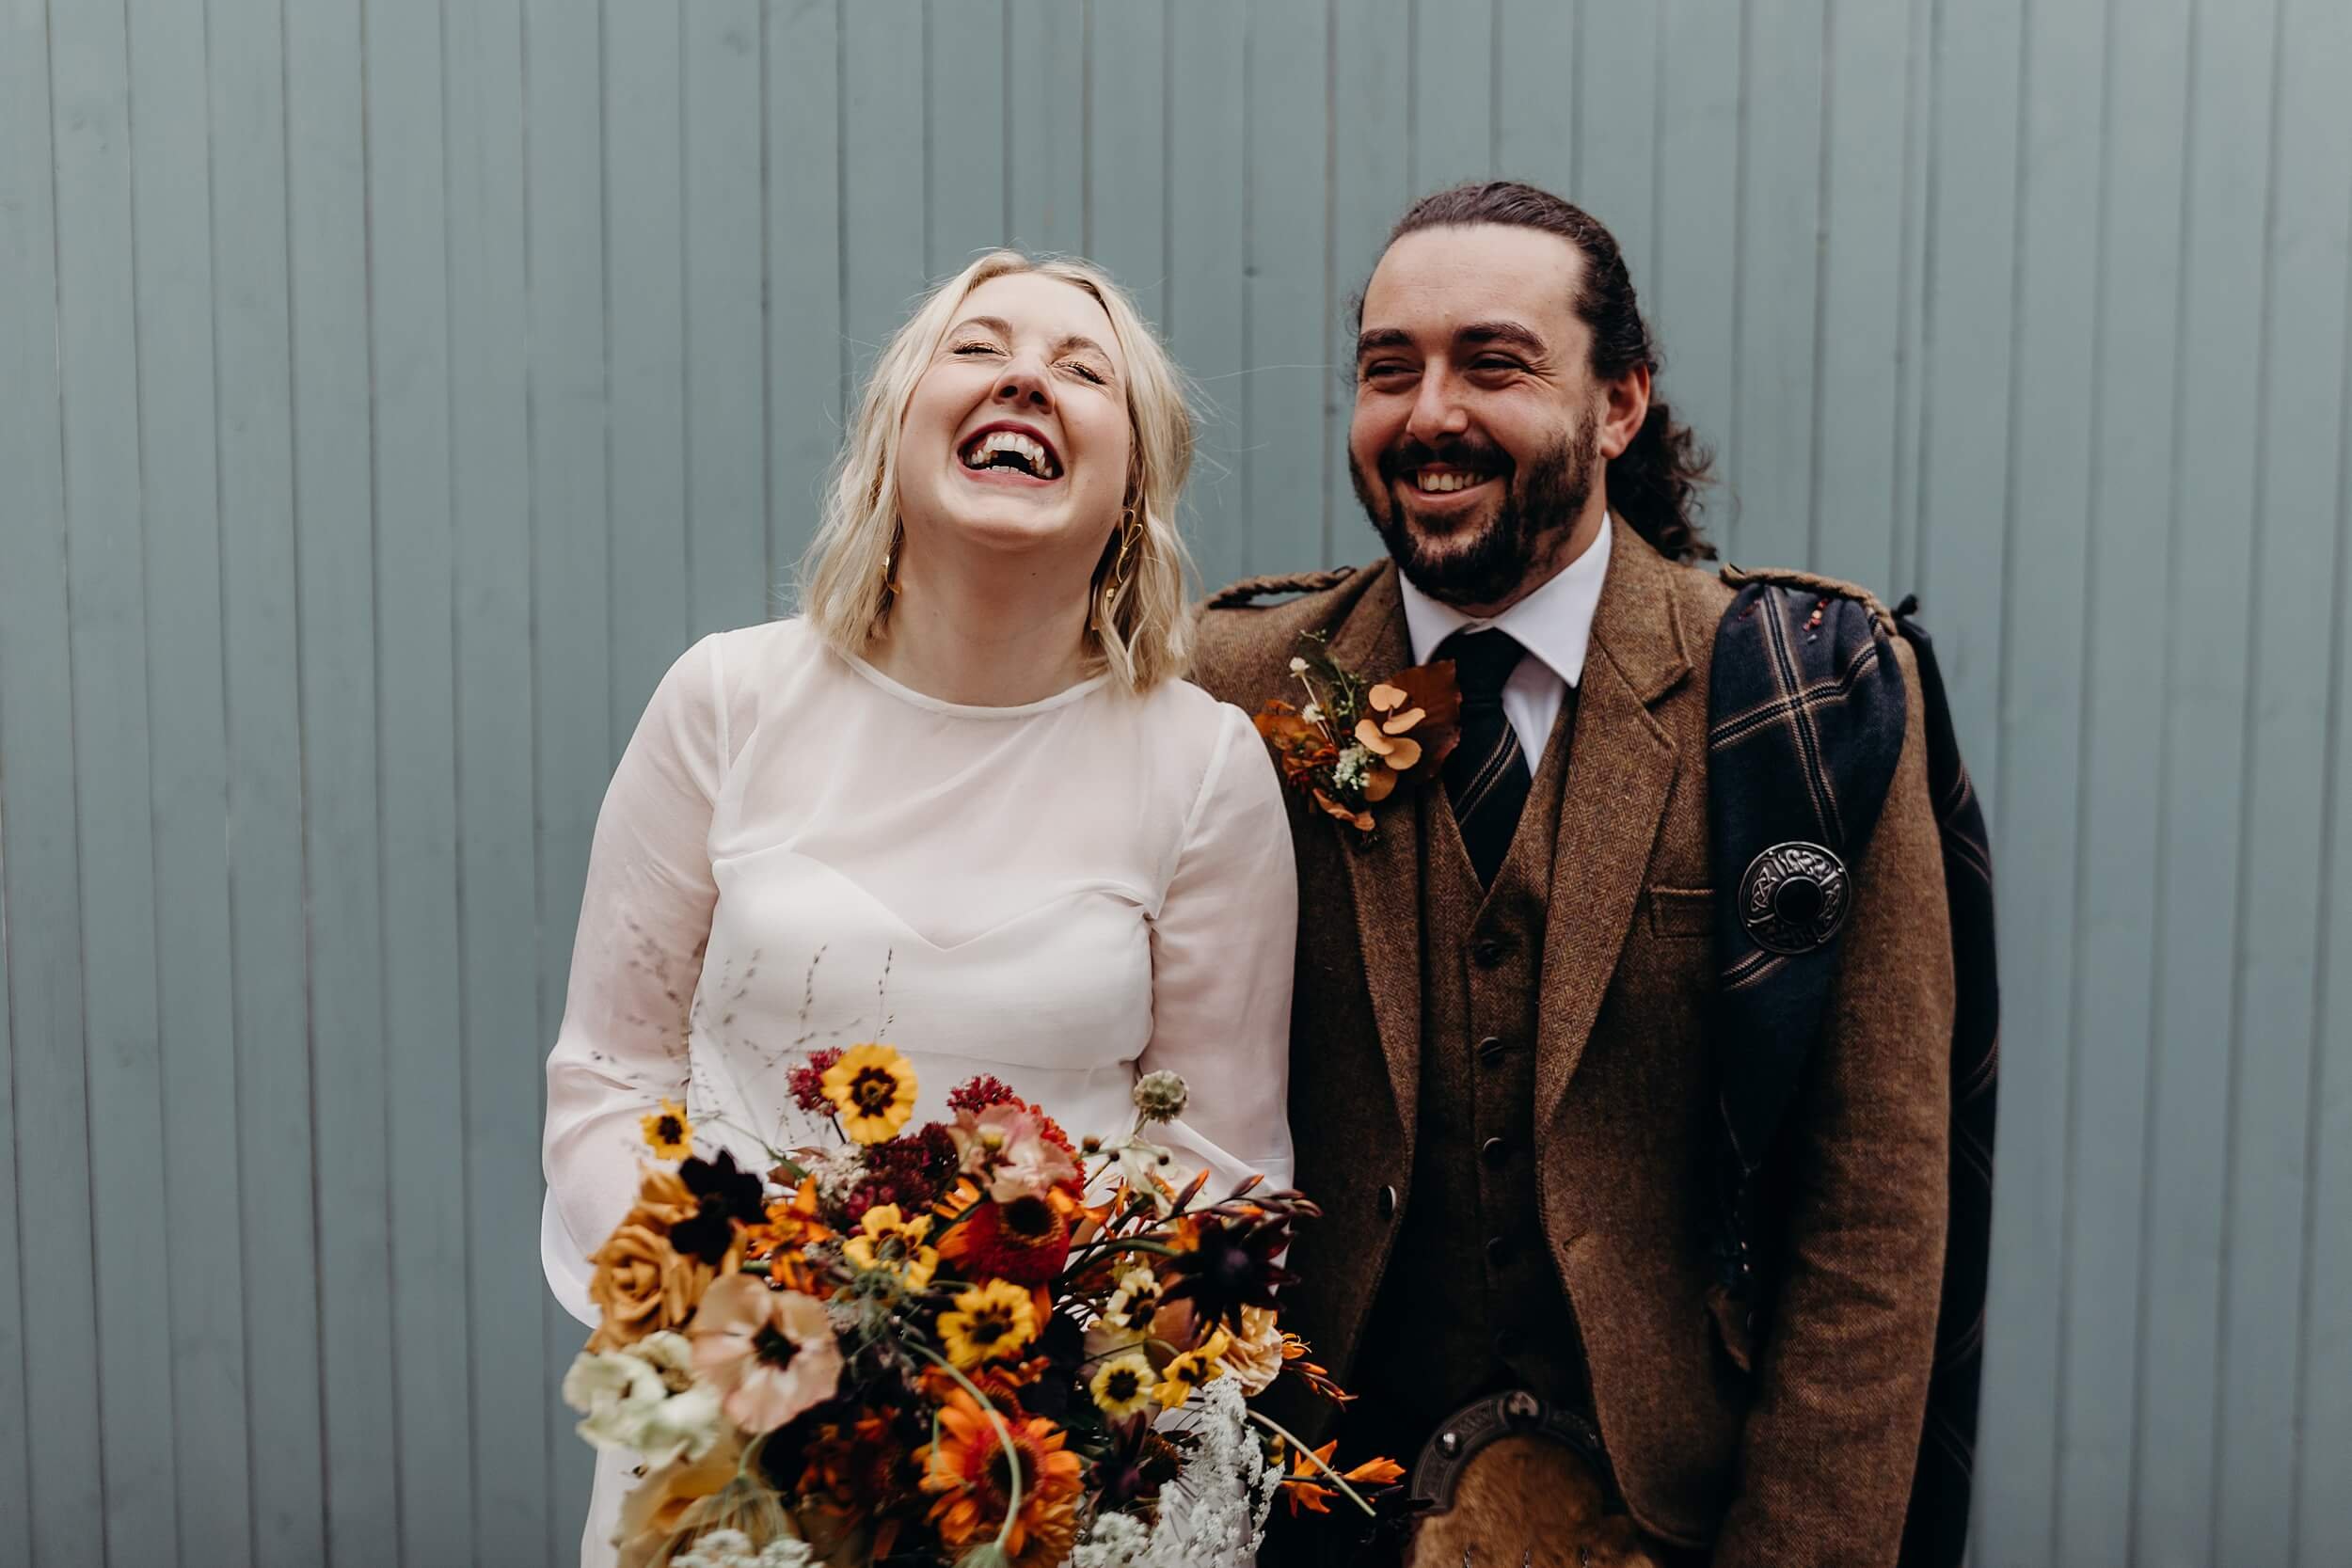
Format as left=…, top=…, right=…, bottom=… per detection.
left=1353, top=684, right=1589, bottom=1441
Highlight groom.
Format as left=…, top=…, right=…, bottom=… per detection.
left=1195, top=181, right=1955, bottom=1567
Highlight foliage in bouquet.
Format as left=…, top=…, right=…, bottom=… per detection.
left=566, top=1053, right=1400, bottom=1567
left=1252, top=634, right=1461, bottom=835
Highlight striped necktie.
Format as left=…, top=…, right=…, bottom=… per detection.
left=1438, top=628, right=1532, bottom=887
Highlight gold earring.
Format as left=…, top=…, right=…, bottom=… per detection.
left=880, top=522, right=904, bottom=612
left=1093, top=509, right=1142, bottom=632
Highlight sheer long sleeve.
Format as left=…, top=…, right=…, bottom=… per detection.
left=1143, top=705, right=1299, bottom=1197
left=540, top=636, right=729, bottom=1325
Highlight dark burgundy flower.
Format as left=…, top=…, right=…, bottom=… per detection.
left=672, top=1148, right=766, bottom=1264
left=946, top=1075, right=1021, bottom=1114
left=787, top=1048, right=845, bottom=1114
left=1161, top=1213, right=1298, bottom=1332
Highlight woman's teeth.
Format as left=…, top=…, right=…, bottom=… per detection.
left=961, top=429, right=1060, bottom=479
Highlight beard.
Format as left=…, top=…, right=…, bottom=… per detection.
left=1349, top=408, right=1600, bottom=609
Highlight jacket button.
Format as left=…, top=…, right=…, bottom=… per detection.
left=1476, top=1035, right=1506, bottom=1065
left=1481, top=1136, right=1508, bottom=1166
left=1471, top=936, right=1509, bottom=968
left=1486, top=1234, right=1513, bottom=1267
left=1376, top=1183, right=1398, bottom=1219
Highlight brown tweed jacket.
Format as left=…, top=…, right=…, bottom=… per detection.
left=1191, top=524, right=1955, bottom=1566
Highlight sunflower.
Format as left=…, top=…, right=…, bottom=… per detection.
left=937, top=1279, right=1039, bottom=1370
left=917, top=1387, right=1083, bottom=1567
left=935, top=1188, right=1074, bottom=1286
left=842, top=1203, right=938, bottom=1290
left=820, top=1043, right=919, bottom=1144
left=639, top=1099, right=694, bottom=1160
left=1089, top=1353, right=1158, bottom=1420
left=1152, top=1328, right=1231, bottom=1411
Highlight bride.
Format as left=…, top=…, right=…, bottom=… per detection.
left=539, top=251, right=1298, bottom=1565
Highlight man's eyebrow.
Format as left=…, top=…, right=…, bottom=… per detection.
left=1455, top=321, right=1548, bottom=355
left=1356, top=327, right=1413, bottom=356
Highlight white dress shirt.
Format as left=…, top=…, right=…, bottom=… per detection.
left=1397, top=513, right=1613, bottom=769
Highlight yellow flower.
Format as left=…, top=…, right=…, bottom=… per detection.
left=820, top=1043, right=918, bottom=1144
left=639, top=1099, right=693, bottom=1160
left=1089, top=1353, right=1158, bottom=1420
left=937, top=1278, right=1039, bottom=1369
left=842, top=1203, right=938, bottom=1290
left=1153, top=1328, right=1232, bottom=1411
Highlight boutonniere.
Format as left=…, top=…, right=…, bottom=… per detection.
left=1253, top=634, right=1461, bottom=836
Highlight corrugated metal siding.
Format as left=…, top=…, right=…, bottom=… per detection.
left=1, top=2, right=2346, bottom=1564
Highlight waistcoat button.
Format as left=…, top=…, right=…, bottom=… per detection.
left=1376, top=1183, right=1398, bottom=1219
left=1481, top=1136, right=1508, bottom=1166
left=1476, top=1035, right=1506, bottom=1065
left=1471, top=936, right=1509, bottom=968
left=1486, top=1234, right=1513, bottom=1267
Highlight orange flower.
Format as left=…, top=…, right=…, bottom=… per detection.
left=585, top=1171, right=740, bottom=1352
left=1310, top=789, right=1375, bottom=833
left=744, top=1177, right=834, bottom=1292
left=935, top=1188, right=1076, bottom=1286
left=612, top=1430, right=746, bottom=1568
left=917, top=1387, right=1083, bottom=1567
left=1279, top=1439, right=1406, bottom=1516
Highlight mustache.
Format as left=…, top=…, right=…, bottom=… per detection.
left=1375, top=435, right=1512, bottom=483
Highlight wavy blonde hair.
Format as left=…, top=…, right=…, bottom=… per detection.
left=796, top=251, right=1197, bottom=692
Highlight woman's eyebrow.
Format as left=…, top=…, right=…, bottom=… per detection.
left=947, top=314, right=1011, bottom=338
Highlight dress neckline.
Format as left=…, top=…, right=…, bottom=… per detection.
left=842, top=650, right=1112, bottom=719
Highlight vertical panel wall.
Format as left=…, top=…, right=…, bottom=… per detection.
left=1, top=2, right=2346, bottom=1564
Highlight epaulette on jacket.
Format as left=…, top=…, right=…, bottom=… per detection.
left=1202, top=565, right=1357, bottom=610
left=1719, top=562, right=1898, bottom=638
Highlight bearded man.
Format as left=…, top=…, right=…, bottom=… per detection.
left=1195, top=181, right=1955, bottom=1567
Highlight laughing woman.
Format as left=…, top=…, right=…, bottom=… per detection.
left=539, top=252, right=1298, bottom=1566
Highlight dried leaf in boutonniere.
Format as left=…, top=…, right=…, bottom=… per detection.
left=1253, top=636, right=1462, bottom=839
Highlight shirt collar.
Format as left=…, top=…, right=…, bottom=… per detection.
left=1396, top=514, right=1613, bottom=689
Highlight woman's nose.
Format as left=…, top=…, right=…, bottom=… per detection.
left=994, top=356, right=1052, bottom=408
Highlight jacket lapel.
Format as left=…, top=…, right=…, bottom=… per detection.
left=1322, top=562, right=1428, bottom=1134
left=1534, top=526, right=1692, bottom=1117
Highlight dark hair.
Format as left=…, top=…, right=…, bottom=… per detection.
left=1366, top=180, right=1717, bottom=563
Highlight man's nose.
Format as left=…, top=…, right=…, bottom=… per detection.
left=1403, top=369, right=1470, bottom=444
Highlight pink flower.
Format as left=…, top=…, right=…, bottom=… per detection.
left=687, top=1275, right=842, bottom=1433
left=948, top=1103, right=1078, bottom=1199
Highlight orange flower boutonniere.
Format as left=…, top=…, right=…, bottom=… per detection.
left=1253, top=635, right=1461, bottom=836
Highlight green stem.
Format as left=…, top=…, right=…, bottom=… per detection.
left=1244, top=1409, right=1381, bottom=1519
left=908, top=1344, right=1025, bottom=1553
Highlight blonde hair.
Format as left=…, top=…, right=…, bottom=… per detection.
left=796, top=251, right=1197, bottom=692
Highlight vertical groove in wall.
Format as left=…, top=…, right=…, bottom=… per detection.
left=1724, top=0, right=1751, bottom=552
left=2293, top=150, right=2352, bottom=1564
left=1804, top=0, right=1835, bottom=566
left=2127, top=0, right=2207, bottom=1552
left=2050, top=0, right=2120, bottom=1554
left=2212, top=0, right=2289, bottom=1536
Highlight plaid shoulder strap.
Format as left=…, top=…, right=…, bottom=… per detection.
left=1705, top=571, right=1908, bottom=1240
left=1706, top=574, right=2001, bottom=1568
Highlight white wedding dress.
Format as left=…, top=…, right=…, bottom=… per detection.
left=540, top=618, right=1298, bottom=1566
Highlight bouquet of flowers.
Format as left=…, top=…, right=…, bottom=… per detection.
left=564, top=1045, right=1402, bottom=1568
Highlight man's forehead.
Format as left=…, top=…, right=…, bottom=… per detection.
left=1359, top=223, right=1586, bottom=342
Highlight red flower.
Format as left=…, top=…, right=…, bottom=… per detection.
left=937, top=1189, right=1076, bottom=1285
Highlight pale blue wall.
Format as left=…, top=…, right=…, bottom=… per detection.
left=3, top=2, right=2347, bottom=1565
